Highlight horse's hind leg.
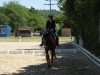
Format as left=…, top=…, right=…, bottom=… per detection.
left=46, top=54, right=51, bottom=68
left=51, top=50, right=54, bottom=67
left=45, top=49, right=51, bottom=68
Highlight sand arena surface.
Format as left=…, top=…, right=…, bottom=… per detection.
left=0, top=42, right=41, bottom=51
left=0, top=42, right=100, bottom=75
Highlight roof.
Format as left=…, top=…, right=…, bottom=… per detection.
left=18, top=27, right=32, bottom=31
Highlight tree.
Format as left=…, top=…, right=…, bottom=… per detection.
left=0, top=1, right=47, bottom=32
left=0, top=1, right=62, bottom=34
left=59, top=0, right=100, bottom=55
left=0, top=12, right=9, bottom=25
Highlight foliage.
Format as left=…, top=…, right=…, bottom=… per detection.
left=0, top=1, right=47, bottom=32
left=37, top=9, right=60, bottom=18
left=0, top=1, right=61, bottom=33
left=59, top=0, right=100, bottom=55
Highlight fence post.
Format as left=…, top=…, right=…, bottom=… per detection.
left=22, top=50, right=24, bottom=54
left=33, top=51, right=35, bottom=55
left=79, top=36, right=83, bottom=47
left=7, top=50, right=9, bottom=54
left=19, top=36, right=21, bottom=42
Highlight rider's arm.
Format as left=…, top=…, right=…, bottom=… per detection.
left=46, top=21, right=49, bottom=29
left=51, top=20, right=56, bottom=30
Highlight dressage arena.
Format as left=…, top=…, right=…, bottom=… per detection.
left=0, top=42, right=100, bottom=75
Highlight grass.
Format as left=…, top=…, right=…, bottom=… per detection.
left=0, top=36, right=74, bottom=42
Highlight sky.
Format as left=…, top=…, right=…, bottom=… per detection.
left=0, top=0, right=59, bottom=10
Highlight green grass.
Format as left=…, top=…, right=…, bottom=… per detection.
left=0, top=36, right=74, bottom=42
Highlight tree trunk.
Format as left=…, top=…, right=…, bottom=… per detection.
left=98, top=12, right=100, bottom=44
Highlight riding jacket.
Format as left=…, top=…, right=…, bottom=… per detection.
left=45, top=20, right=58, bottom=38
left=46, top=20, right=56, bottom=32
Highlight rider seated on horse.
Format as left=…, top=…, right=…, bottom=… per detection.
left=39, top=15, right=59, bottom=47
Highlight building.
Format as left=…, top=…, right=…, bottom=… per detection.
left=16, top=27, right=32, bottom=37
left=61, top=27, right=71, bottom=36
left=0, top=25, right=11, bottom=37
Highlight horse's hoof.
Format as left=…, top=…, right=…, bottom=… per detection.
left=47, top=65, right=51, bottom=68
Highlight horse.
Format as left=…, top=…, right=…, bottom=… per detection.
left=43, top=29, right=56, bottom=68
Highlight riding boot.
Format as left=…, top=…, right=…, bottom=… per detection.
left=39, top=36, right=44, bottom=46
left=56, top=36, right=60, bottom=46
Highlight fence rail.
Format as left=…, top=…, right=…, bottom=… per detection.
left=71, top=42, right=100, bottom=68
left=0, top=49, right=77, bottom=54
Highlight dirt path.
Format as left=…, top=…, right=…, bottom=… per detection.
left=0, top=42, right=100, bottom=75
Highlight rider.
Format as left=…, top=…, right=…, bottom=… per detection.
left=39, top=15, right=59, bottom=46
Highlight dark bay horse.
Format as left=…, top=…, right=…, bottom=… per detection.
left=43, top=29, right=56, bottom=68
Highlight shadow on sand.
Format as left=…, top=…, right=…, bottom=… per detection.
left=1, top=42, right=100, bottom=75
